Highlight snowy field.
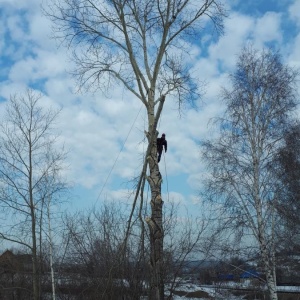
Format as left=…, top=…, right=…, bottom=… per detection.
left=168, top=283, right=244, bottom=299
left=165, top=282, right=300, bottom=300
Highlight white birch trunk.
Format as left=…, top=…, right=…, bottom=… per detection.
left=47, top=200, right=56, bottom=300
left=145, top=96, right=164, bottom=300
left=254, top=154, right=278, bottom=300
left=257, top=219, right=278, bottom=300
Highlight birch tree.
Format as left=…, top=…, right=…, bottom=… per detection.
left=201, top=46, right=298, bottom=300
left=0, top=90, right=66, bottom=300
left=46, top=0, right=226, bottom=298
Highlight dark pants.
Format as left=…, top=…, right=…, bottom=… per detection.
left=157, top=150, right=162, bottom=162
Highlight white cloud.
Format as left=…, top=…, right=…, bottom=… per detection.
left=253, top=12, right=282, bottom=46
left=208, top=13, right=254, bottom=70
left=28, top=13, right=54, bottom=49
left=6, top=15, right=27, bottom=43
left=1, top=0, right=299, bottom=213
left=288, top=0, right=300, bottom=27
left=8, top=57, right=36, bottom=84
left=196, top=10, right=283, bottom=78
left=8, top=48, right=69, bottom=84
left=0, top=20, right=5, bottom=55
left=288, top=33, right=300, bottom=68
left=0, top=82, right=29, bottom=100
left=49, top=85, right=148, bottom=189
left=0, top=0, right=38, bottom=9
left=164, top=191, right=186, bottom=205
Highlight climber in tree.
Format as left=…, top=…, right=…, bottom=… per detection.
left=157, top=133, right=167, bottom=163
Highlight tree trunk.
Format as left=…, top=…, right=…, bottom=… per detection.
left=259, top=236, right=278, bottom=300
left=254, top=156, right=278, bottom=300
left=146, top=138, right=164, bottom=299
left=48, top=200, right=56, bottom=300
left=29, top=140, right=39, bottom=300
left=146, top=99, right=164, bottom=300
left=257, top=213, right=277, bottom=300
left=32, top=211, right=40, bottom=300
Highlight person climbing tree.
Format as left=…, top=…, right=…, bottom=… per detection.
left=48, top=1, right=226, bottom=297
left=157, top=133, right=167, bottom=163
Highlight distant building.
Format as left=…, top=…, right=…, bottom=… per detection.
left=0, top=249, right=32, bottom=274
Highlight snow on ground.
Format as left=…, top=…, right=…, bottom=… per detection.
left=165, top=282, right=300, bottom=299
left=166, top=283, right=246, bottom=299
left=277, top=286, right=300, bottom=292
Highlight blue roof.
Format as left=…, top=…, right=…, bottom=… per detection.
left=240, top=270, right=260, bottom=279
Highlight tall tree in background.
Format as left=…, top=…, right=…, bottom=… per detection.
left=202, top=46, right=298, bottom=300
left=274, top=124, right=300, bottom=250
left=276, top=124, right=300, bottom=224
left=0, top=90, right=66, bottom=300
left=47, top=1, right=226, bottom=298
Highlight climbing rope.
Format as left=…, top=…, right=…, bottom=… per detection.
left=163, top=151, right=170, bottom=203
left=95, top=104, right=144, bottom=205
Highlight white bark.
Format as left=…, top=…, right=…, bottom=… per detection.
left=202, top=46, right=298, bottom=300
left=47, top=199, right=56, bottom=300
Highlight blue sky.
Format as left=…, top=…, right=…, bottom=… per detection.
left=0, top=0, right=299, bottom=214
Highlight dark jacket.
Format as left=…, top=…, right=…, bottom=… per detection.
left=157, top=137, right=167, bottom=153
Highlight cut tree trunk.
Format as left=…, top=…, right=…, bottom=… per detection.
left=146, top=130, right=164, bottom=300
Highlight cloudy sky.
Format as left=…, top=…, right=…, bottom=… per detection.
left=0, top=0, right=299, bottom=214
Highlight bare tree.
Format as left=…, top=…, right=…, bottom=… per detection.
left=46, top=1, right=226, bottom=298
left=162, top=202, right=214, bottom=300
left=0, top=90, right=67, bottom=300
left=55, top=199, right=212, bottom=299
left=201, top=46, right=299, bottom=300
left=58, top=203, right=140, bottom=300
